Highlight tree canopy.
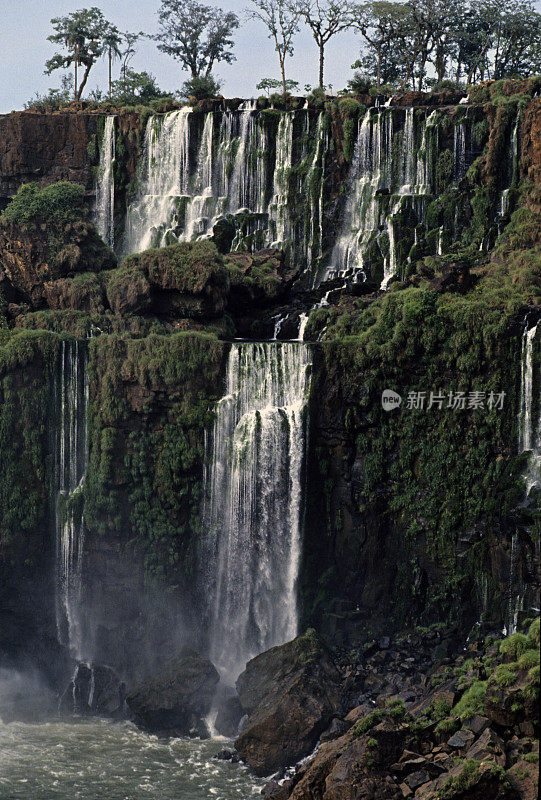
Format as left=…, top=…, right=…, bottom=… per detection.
left=153, top=0, right=239, bottom=78
left=45, top=7, right=118, bottom=100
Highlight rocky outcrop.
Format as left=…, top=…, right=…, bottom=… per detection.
left=126, top=649, right=219, bottom=736
left=0, top=112, right=98, bottom=203
left=0, top=218, right=114, bottom=309
left=234, top=630, right=342, bottom=776
left=58, top=662, right=125, bottom=716
left=262, top=622, right=539, bottom=800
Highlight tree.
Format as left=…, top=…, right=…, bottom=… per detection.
left=294, top=0, right=353, bottom=89
left=45, top=8, right=115, bottom=101
left=110, top=69, right=169, bottom=104
left=247, top=0, right=301, bottom=96
left=102, top=26, right=122, bottom=97
left=153, top=0, right=239, bottom=78
left=119, top=32, right=141, bottom=94
left=350, top=2, right=412, bottom=90
left=257, top=77, right=300, bottom=94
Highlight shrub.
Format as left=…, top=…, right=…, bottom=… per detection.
left=182, top=75, right=221, bottom=100
left=493, top=663, right=519, bottom=688
left=347, top=71, right=372, bottom=95
left=453, top=680, right=487, bottom=720
left=518, top=648, right=539, bottom=671
left=499, top=632, right=530, bottom=661
left=1, top=182, right=86, bottom=227
left=528, top=617, right=540, bottom=645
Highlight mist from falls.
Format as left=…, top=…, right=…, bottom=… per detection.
left=53, top=339, right=89, bottom=660
left=201, top=342, right=312, bottom=681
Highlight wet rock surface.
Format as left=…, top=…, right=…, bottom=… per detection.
left=126, top=649, right=219, bottom=737
left=234, top=630, right=342, bottom=776
left=255, top=623, right=539, bottom=800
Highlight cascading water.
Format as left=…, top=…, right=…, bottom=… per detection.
left=505, top=322, right=540, bottom=634
left=53, top=339, right=89, bottom=659
left=518, top=322, right=540, bottom=491
left=202, top=342, right=312, bottom=681
left=318, top=107, right=441, bottom=289
left=93, top=116, right=116, bottom=247
left=120, top=104, right=327, bottom=269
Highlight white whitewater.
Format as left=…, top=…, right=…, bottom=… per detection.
left=93, top=116, right=115, bottom=247
left=518, top=322, right=540, bottom=490
left=54, top=340, right=89, bottom=659
left=320, top=107, right=441, bottom=289
left=506, top=322, right=540, bottom=634
left=122, top=102, right=281, bottom=258
left=203, top=342, right=312, bottom=680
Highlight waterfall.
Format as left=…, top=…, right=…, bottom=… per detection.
left=94, top=116, right=115, bottom=247
left=505, top=322, right=540, bottom=634
left=321, top=108, right=440, bottom=289
left=122, top=108, right=192, bottom=256
left=120, top=105, right=329, bottom=271
left=518, top=322, right=540, bottom=490
left=202, top=342, right=312, bottom=680
left=453, top=120, right=467, bottom=181
left=53, top=340, right=89, bottom=659
left=268, top=112, right=293, bottom=246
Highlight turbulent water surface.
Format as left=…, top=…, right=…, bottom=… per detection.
left=0, top=719, right=263, bottom=800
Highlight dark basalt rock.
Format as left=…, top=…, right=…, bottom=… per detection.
left=214, top=694, right=244, bottom=738
left=58, top=662, right=125, bottom=717
left=234, top=630, right=342, bottom=776
left=126, top=648, right=219, bottom=737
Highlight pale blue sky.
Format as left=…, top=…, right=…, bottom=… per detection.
left=0, top=0, right=361, bottom=112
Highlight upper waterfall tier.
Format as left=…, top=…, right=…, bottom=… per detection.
left=201, top=341, right=312, bottom=681
left=92, top=102, right=521, bottom=290
left=120, top=104, right=326, bottom=272
left=93, top=116, right=115, bottom=248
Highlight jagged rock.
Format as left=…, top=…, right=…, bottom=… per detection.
left=213, top=749, right=240, bottom=762
left=447, top=727, right=476, bottom=749
left=320, top=717, right=351, bottom=742
left=234, top=630, right=342, bottom=776
left=404, top=769, right=430, bottom=790
left=0, top=218, right=114, bottom=308
left=105, top=265, right=151, bottom=315
left=465, top=727, right=505, bottom=766
left=465, top=714, right=490, bottom=736
left=507, top=759, right=539, bottom=800
left=58, top=662, right=124, bottom=716
left=126, top=648, right=219, bottom=736
left=214, top=694, right=244, bottom=738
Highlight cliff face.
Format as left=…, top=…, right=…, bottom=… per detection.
left=0, top=84, right=539, bottom=687
left=0, top=113, right=99, bottom=204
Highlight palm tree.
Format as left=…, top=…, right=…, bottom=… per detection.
left=102, top=26, right=122, bottom=97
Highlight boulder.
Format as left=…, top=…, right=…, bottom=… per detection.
left=126, top=648, right=219, bottom=736
left=59, top=662, right=124, bottom=717
left=234, top=630, right=342, bottom=776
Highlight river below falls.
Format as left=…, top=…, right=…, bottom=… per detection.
left=0, top=718, right=264, bottom=800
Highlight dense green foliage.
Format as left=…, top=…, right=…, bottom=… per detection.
left=84, top=331, right=227, bottom=581
left=0, top=329, right=63, bottom=561
left=1, top=182, right=85, bottom=227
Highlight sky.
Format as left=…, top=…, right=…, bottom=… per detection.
left=0, top=0, right=362, bottom=113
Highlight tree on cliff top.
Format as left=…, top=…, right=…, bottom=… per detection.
left=45, top=8, right=118, bottom=101
left=153, top=0, right=239, bottom=78
left=246, top=0, right=301, bottom=96
left=294, top=0, right=353, bottom=89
